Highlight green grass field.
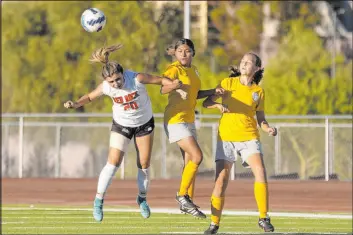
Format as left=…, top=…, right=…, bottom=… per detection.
left=2, top=206, right=352, bottom=234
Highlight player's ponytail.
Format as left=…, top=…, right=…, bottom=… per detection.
left=90, top=44, right=124, bottom=79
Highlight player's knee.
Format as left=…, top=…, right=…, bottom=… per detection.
left=191, top=154, right=203, bottom=165
left=252, top=166, right=267, bottom=182
left=139, top=162, right=150, bottom=169
left=215, top=175, right=229, bottom=196
left=108, top=149, right=123, bottom=167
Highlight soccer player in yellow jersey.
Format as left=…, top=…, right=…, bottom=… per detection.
left=160, top=38, right=225, bottom=218
left=202, top=52, right=277, bottom=234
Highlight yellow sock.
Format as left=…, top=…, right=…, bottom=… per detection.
left=254, top=182, right=268, bottom=218
left=211, top=195, right=224, bottom=225
left=179, top=161, right=198, bottom=196
left=187, top=175, right=196, bottom=199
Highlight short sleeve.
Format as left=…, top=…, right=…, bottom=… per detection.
left=124, top=70, right=139, bottom=80
left=220, top=78, right=230, bottom=90
left=102, top=81, right=111, bottom=95
left=256, top=89, right=265, bottom=111
left=162, top=66, right=178, bottom=80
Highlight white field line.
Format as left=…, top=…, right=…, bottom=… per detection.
left=2, top=207, right=352, bottom=220
left=3, top=225, right=351, bottom=233
left=2, top=222, right=350, bottom=229
left=1, top=217, right=350, bottom=225
left=161, top=233, right=351, bottom=235
left=3, top=225, right=350, bottom=231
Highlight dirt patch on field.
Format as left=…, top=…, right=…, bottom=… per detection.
left=2, top=178, right=352, bottom=213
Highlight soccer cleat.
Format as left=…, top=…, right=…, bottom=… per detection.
left=204, top=223, right=219, bottom=234
left=93, top=197, right=104, bottom=222
left=175, top=193, right=197, bottom=209
left=136, top=195, right=151, bottom=219
left=180, top=205, right=188, bottom=214
left=182, top=206, right=206, bottom=219
left=258, top=217, right=275, bottom=232
left=180, top=204, right=200, bottom=214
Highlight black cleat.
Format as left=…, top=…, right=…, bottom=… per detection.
left=258, top=217, right=275, bottom=232
left=204, top=223, right=219, bottom=234
left=175, top=193, right=197, bottom=209
left=182, top=206, right=206, bottom=219
left=180, top=205, right=187, bottom=214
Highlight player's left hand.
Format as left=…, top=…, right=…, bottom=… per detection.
left=267, top=127, right=277, bottom=136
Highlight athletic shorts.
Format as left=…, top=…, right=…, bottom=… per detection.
left=109, top=117, right=155, bottom=152
left=164, top=122, right=197, bottom=143
left=215, top=139, right=263, bottom=168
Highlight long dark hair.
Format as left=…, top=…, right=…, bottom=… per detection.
left=229, top=52, right=264, bottom=85
left=166, top=38, right=195, bottom=57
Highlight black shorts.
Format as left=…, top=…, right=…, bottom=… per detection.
left=111, top=117, right=155, bottom=139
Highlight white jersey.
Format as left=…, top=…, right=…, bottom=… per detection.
left=102, top=70, right=153, bottom=127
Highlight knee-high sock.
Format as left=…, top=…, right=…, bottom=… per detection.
left=179, top=161, right=198, bottom=196
left=137, top=167, right=150, bottom=198
left=96, top=163, right=119, bottom=199
left=254, top=182, right=269, bottom=218
left=187, top=175, right=196, bottom=199
left=211, top=195, right=225, bottom=225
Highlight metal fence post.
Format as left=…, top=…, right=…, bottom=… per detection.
left=329, top=126, right=334, bottom=175
left=161, top=126, right=167, bottom=179
left=4, top=124, right=9, bottom=176
left=18, top=116, right=24, bottom=178
left=55, top=125, right=62, bottom=178
left=325, top=117, right=330, bottom=181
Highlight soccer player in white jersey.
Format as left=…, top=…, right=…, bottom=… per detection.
left=64, top=44, right=182, bottom=222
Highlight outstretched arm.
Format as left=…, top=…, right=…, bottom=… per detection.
left=197, top=87, right=225, bottom=99
left=64, top=83, right=103, bottom=109
left=137, top=73, right=181, bottom=88
left=160, top=82, right=183, bottom=94
left=202, top=94, right=229, bottom=113
left=256, top=111, right=277, bottom=136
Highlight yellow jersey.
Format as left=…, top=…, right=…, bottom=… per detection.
left=162, top=61, right=201, bottom=124
left=218, top=77, right=264, bottom=141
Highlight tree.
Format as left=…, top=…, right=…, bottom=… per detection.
left=263, top=19, right=352, bottom=115
left=209, top=1, right=263, bottom=70
left=2, top=1, right=159, bottom=113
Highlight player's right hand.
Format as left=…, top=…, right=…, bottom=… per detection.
left=64, top=100, right=75, bottom=109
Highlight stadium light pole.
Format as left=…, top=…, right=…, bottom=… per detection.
left=184, top=0, right=190, bottom=39
left=331, top=8, right=345, bottom=79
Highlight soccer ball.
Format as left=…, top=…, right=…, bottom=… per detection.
left=81, top=8, right=106, bottom=33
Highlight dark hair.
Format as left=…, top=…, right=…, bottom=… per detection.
left=229, top=52, right=264, bottom=85
left=89, top=44, right=124, bottom=79
left=166, top=38, right=196, bottom=57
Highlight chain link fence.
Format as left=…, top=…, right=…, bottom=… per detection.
left=1, top=114, right=352, bottom=181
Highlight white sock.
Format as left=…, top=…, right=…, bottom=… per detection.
left=96, top=163, right=118, bottom=199
left=137, top=167, right=150, bottom=198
